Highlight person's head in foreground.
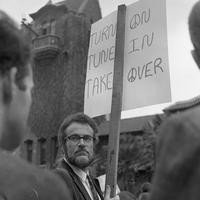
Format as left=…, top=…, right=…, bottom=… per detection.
left=0, top=10, right=74, bottom=200
left=0, top=10, right=33, bottom=151
left=149, top=3, right=200, bottom=200
left=189, top=0, right=200, bottom=69
left=58, top=112, right=98, bottom=171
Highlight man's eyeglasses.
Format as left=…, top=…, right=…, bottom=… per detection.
left=64, top=135, right=95, bottom=144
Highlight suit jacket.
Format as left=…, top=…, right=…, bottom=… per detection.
left=55, top=159, right=104, bottom=200
left=0, top=151, right=72, bottom=200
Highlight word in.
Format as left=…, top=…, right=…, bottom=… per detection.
left=128, top=32, right=154, bottom=54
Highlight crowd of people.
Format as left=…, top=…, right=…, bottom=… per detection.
left=1, top=0, right=200, bottom=199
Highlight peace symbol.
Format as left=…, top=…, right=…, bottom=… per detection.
left=127, top=68, right=137, bottom=82
left=130, top=14, right=140, bottom=30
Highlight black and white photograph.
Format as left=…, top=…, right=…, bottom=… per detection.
left=0, top=0, right=200, bottom=199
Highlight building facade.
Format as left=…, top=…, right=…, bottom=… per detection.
left=20, top=0, right=101, bottom=168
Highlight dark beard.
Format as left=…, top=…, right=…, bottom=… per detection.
left=67, top=155, right=94, bottom=170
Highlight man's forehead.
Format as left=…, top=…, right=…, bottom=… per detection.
left=65, top=122, right=94, bottom=135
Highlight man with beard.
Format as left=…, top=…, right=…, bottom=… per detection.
left=0, top=10, right=72, bottom=200
left=56, top=112, right=120, bottom=200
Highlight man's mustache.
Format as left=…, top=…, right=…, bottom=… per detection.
left=75, top=149, right=89, bottom=154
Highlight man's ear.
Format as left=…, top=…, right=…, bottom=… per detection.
left=2, top=68, right=16, bottom=105
left=191, top=49, right=200, bottom=69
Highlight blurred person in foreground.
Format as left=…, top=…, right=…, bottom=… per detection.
left=56, top=113, right=135, bottom=200
left=0, top=10, right=72, bottom=200
left=149, top=2, right=200, bottom=200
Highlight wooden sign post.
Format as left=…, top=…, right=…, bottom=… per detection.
left=105, top=5, right=126, bottom=197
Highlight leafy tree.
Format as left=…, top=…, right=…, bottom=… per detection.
left=94, top=115, right=164, bottom=194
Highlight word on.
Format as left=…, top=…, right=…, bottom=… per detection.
left=129, top=8, right=151, bottom=30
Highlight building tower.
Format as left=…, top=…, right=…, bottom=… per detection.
left=21, top=0, right=101, bottom=168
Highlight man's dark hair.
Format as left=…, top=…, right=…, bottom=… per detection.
left=58, top=112, right=98, bottom=148
left=0, top=10, right=31, bottom=91
left=188, top=0, right=200, bottom=69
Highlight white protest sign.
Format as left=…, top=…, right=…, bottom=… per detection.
left=84, top=0, right=171, bottom=117
left=84, top=11, right=117, bottom=117
left=122, top=0, right=171, bottom=110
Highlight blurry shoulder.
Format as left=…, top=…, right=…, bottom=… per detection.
left=162, top=106, right=200, bottom=129
left=0, top=151, right=35, bottom=172
left=157, top=106, right=200, bottom=150
left=0, top=151, right=61, bottom=181
left=0, top=152, right=72, bottom=199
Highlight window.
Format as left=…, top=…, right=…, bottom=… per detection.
left=51, top=137, right=58, bottom=164
left=25, top=140, right=33, bottom=162
left=39, top=19, right=56, bottom=36
left=50, top=19, right=56, bottom=34
left=40, top=21, right=49, bottom=36
left=38, top=138, right=47, bottom=165
left=41, top=28, right=48, bottom=35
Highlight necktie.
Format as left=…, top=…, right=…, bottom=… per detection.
left=87, top=175, right=99, bottom=200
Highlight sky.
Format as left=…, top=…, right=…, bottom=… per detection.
left=1, top=0, right=200, bottom=118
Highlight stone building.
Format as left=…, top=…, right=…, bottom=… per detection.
left=20, top=0, right=101, bottom=168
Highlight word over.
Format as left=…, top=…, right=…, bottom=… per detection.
left=127, top=57, right=164, bottom=83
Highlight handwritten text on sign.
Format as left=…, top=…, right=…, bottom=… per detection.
left=122, top=0, right=171, bottom=111
left=84, top=0, right=171, bottom=117
left=84, top=12, right=117, bottom=117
